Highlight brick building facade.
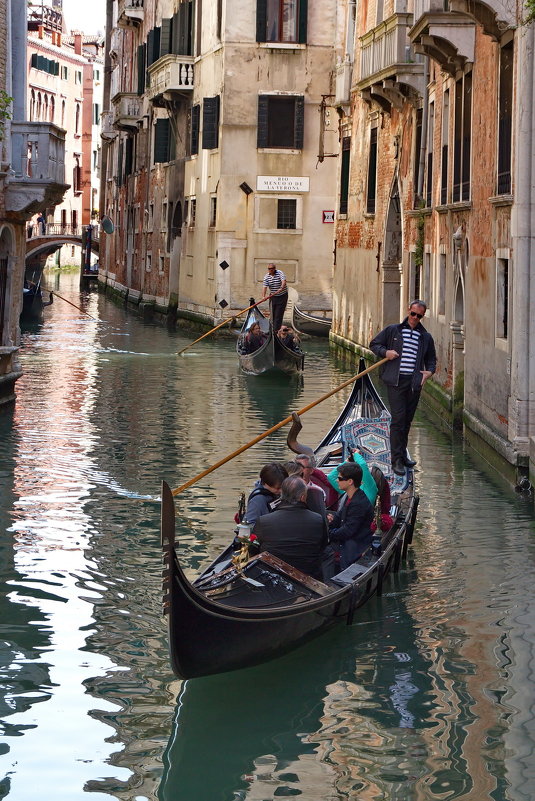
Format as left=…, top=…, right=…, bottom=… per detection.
left=332, top=0, right=535, bottom=483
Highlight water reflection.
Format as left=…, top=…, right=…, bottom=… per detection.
left=0, top=271, right=535, bottom=801
left=159, top=575, right=435, bottom=801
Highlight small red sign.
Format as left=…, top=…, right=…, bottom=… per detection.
left=322, top=210, right=335, bottom=223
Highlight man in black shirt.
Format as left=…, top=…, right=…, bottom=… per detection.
left=369, top=300, right=436, bottom=476
left=254, top=476, right=328, bottom=581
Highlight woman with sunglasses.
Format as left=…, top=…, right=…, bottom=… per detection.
left=369, top=299, right=436, bottom=476
left=326, top=463, right=374, bottom=572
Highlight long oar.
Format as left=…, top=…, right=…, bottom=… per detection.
left=177, top=296, right=273, bottom=356
left=49, top=290, right=99, bottom=321
left=171, top=357, right=388, bottom=496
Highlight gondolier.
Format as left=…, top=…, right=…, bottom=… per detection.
left=262, top=263, right=288, bottom=334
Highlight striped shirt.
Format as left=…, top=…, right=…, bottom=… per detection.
left=263, top=269, right=288, bottom=296
left=399, top=326, right=421, bottom=375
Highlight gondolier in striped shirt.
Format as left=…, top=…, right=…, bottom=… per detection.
left=369, top=300, right=436, bottom=476
left=262, top=263, right=288, bottom=334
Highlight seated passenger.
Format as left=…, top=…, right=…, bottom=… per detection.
left=277, top=325, right=302, bottom=352
left=254, top=476, right=328, bottom=580
left=283, top=460, right=327, bottom=522
left=243, top=322, right=267, bottom=353
left=327, top=463, right=374, bottom=572
left=327, top=447, right=378, bottom=507
left=295, top=453, right=340, bottom=510
left=245, top=462, right=288, bottom=526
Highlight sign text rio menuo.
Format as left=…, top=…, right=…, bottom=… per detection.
left=256, top=176, right=310, bottom=192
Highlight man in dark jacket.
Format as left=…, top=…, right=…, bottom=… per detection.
left=254, top=476, right=328, bottom=581
left=327, top=463, right=374, bottom=571
left=369, top=300, right=436, bottom=475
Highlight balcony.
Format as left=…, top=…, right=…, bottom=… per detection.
left=111, top=92, right=142, bottom=130
left=448, top=0, right=515, bottom=40
left=147, top=54, right=194, bottom=105
left=357, top=14, right=425, bottom=111
left=117, top=0, right=144, bottom=27
left=100, top=110, right=117, bottom=141
left=5, top=121, right=68, bottom=216
left=409, top=0, right=475, bottom=75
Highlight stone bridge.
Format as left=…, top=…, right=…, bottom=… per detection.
left=25, top=223, right=100, bottom=262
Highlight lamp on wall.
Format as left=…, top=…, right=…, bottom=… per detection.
left=239, top=182, right=253, bottom=195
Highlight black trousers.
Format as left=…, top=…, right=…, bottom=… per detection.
left=386, top=376, right=421, bottom=462
left=270, top=294, right=288, bottom=333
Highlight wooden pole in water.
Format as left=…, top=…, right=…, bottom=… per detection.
left=171, top=357, right=388, bottom=496
left=49, top=291, right=99, bottom=320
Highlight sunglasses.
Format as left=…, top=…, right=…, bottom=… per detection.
left=409, top=311, right=423, bottom=319
left=337, top=475, right=348, bottom=482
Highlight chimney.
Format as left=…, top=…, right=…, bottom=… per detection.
left=57, top=32, right=62, bottom=47
left=38, top=25, right=44, bottom=39
left=74, top=33, right=82, bottom=55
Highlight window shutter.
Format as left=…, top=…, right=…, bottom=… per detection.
left=298, top=0, right=308, bottom=43
left=153, top=27, right=161, bottom=61
left=117, top=141, right=124, bottom=187
left=154, top=118, right=171, bottom=163
left=187, top=0, right=194, bottom=55
left=202, top=96, right=220, bottom=150
left=147, top=30, right=155, bottom=65
left=178, top=3, right=187, bottom=54
left=256, top=0, right=267, bottom=42
left=31, top=52, right=38, bottom=68
left=160, top=18, right=172, bottom=57
left=125, top=136, right=134, bottom=176
left=137, top=44, right=146, bottom=95
left=294, top=96, right=304, bottom=149
left=257, top=95, right=269, bottom=148
left=191, top=104, right=200, bottom=154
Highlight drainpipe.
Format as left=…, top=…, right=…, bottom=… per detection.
left=417, top=57, right=429, bottom=203
left=99, top=0, right=113, bottom=274
left=510, top=25, right=534, bottom=461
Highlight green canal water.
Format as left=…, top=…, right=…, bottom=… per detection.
left=1, top=272, right=534, bottom=801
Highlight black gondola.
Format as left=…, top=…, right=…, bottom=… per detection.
left=21, top=282, right=53, bottom=322
left=293, top=304, right=332, bottom=337
left=161, top=360, right=419, bottom=679
left=237, top=300, right=304, bottom=375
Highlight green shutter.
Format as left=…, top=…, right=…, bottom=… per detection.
left=202, top=96, right=220, bottom=150
left=154, top=119, right=171, bottom=163
left=137, top=44, right=146, bottom=95
left=298, top=0, right=308, bottom=44
left=257, top=95, right=268, bottom=148
left=31, top=52, right=38, bottom=68
left=160, top=18, right=172, bottom=57
left=256, top=0, right=267, bottom=42
left=294, top=96, right=304, bottom=149
left=191, top=104, right=200, bottom=155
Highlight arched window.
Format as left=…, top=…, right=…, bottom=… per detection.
left=49, top=96, right=55, bottom=122
left=75, top=103, right=80, bottom=134
left=61, top=100, right=66, bottom=127
left=36, top=92, right=42, bottom=119
left=30, top=90, right=35, bottom=121
left=43, top=95, right=49, bottom=121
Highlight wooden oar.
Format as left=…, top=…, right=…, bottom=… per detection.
left=177, top=296, right=273, bottom=356
left=49, top=291, right=99, bottom=321
left=171, top=357, right=388, bottom=496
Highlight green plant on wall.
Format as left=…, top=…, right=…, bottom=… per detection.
left=525, top=0, right=535, bottom=22
left=414, top=209, right=425, bottom=268
left=0, top=90, right=13, bottom=141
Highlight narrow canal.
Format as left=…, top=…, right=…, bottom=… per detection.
left=1, top=272, right=534, bottom=801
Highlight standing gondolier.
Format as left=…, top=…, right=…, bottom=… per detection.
left=262, top=263, right=288, bottom=333
left=369, top=300, right=436, bottom=476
